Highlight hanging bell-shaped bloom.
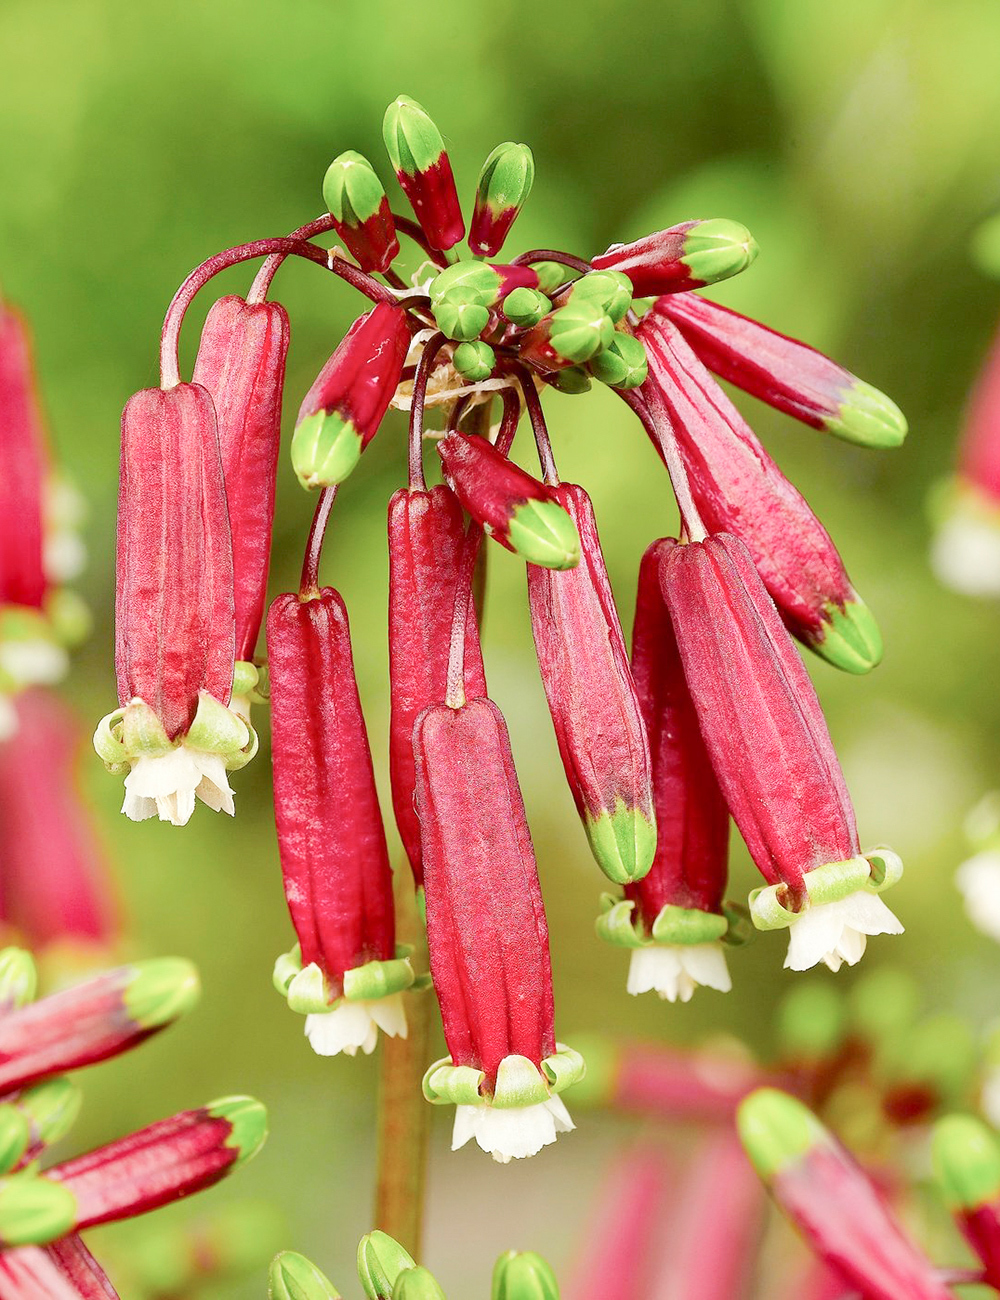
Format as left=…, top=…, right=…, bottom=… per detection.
left=596, top=537, right=733, bottom=1002
left=660, top=533, right=903, bottom=972
left=322, top=150, right=400, bottom=275
left=0, top=691, right=119, bottom=960
left=659, top=292, right=907, bottom=449
left=414, top=697, right=584, bottom=1162
left=382, top=95, right=465, bottom=252
left=526, top=483, right=655, bottom=885
left=739, top=1089, right=952, bottom=1300
left=592, top=219, right=758, bottom=297
left=469, top=142, right=535, bottom=258
left=94, top=383, right=252, bottom=826
left=437, top=431, right=580, bottom=570
left=638, top=314, right=882, bottom=674
left=268, top=589, right=412, bottom=1058
left=292, top=304, right=410, bottom=490
left=387, top=486, right=487, bottom=886
left=192, top=294, right=290, bottom=664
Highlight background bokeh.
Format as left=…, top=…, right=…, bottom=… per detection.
left=4, top=0, right=1000, bottom=1293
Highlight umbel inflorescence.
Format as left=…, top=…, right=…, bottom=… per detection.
left=92, top=94, right=908, bottom=1162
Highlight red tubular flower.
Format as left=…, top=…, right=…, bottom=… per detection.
left=596, top=537, right=731, bottom=1001
left=660, top=533, right=902, bottom=972
left=0, top=691, right=119, bottom=958
left=739, top=1089, right=951, bottom=1300
left=95, top=382, right=252, bottom=826
left=414, top=697, right=584, bottom=1162
left=436, top=431, right=581, bottom=570
left=659, top=292, right=907, bottom=449
left=387, top=485, right=487, bottom=885
left=268, top=589, right=411, bottom=1057
left=0, top=1236, right=120, bottom=1299
left=638, top=313, right=882, bottom=674
left=592, top=219, right=757, bottom=296
left=291, top=304, right=410, bottom=490
left=0, top=302, right=48, bottom=611
left=322, top=150, right=400, bottom=275
left=382, top=96, right=465, bottom=253
left=192, top=294, right=290, bottom=662
left=526, top=483, right=655, bottom=885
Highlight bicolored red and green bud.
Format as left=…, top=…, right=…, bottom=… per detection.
left=638, top=315, right=882, bottom=673
left=97, top=382, right=253, bottom=825
left=738, top=1089, right=952, bottom=1300
left=491, top=1251, right=558, bottom=1300
left=567, top=270, right=633, bottom=324
left=932, top=1114, right=1000, bottom=1288
left=192, top=294, right=290, bottom=661
left=10, top=1077, right=82, bottom=1165
left=659, top=293, right=907, bottom=449
left=270, top=1250, right=342, bottom=1300
left=414, top=697, right=584, bottom=1161
left=358, top=1230, right=415, bottom=1300
left=0, top=957, right=199, bottom=1094
left=0, top=1234, right=120, bottom=1299
left=0, top=691, right=119, bottom=957
left=382, top=95, right=464, bottom=252
left=931, top=319, right=1000, bottom=596
left=502, top=288, right=551, bottom=329
left=34, top=1097, right=266, bottom=1235
left=437, top=431, right=581, bottom=570
left=268, top=589, right=411, bottom=1056
left=453, top=340, right=496, bottom=381
left=0, top=947, right=37, bottom=1014
left=526, top=484, right=655, bottom=884
left=586, top=331, right=647, bottom=390
left=470, top=142, right=535, bottom=257
left=518, top=300, right=615, bottom=373
left=0, top=301, right=49, bottom=612
left=597, top=537, right=732, bottom=1001
left=660, top=534, right=903, bottom=971
left=429, top=260, right=538, bottom=341
left=387, top=486, right=487, bottom=884
left=323, top=150, right=400, bottom=274
left=292, top=304, right=410, bottom=489
left=592, top=218, right=758, bottom=296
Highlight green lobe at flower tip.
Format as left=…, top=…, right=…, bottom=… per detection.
left=393, top=1266, right=447, bottom=1300
left=357, top=1230, right=416, bottom=1300
left=477, top=142, right=535, bottom=213
left=269, top=1250, right=342, bottom=1300
left=0, top=1106, right=30, bottom=1176
left=827, top=380, right=908, bottom=449
left=508, top=499, right=581, bottom=570
left=123, top=957, right=201, bottom=1029
left=681, top=218, right=758, bottom=285
left=932, top=1114, right=1000, bottom=1210
left=737, top=1087, right=829, bottom=1183
left=382, top=95, right=445, bottom=176
left=323, top=151, right=387, bottom=226
left=492, top=1250, right=559, bottom=1300
left=548, top=302, right=615, bottom=364
left=208, top=1095, right=268, bottom=1167
left=13, top=1077, right=83, bottom=1152
left=292, top=412, right=363, bottom=489
left=811, top=598, right=883, bottom=675
left=0, top=1174, right=78, bottom=1247
left=584, top=803, right=656, bottom=885
left=0, top=946, right=37, bottom=1010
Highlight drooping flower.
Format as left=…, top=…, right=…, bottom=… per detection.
left=268, top=589, right=412, bottom=1057
left=659, top=533, right=903, bottom=971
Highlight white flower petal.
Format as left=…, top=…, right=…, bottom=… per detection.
left=932, top=514, right=1000, bottom=596
left=784, top=890, right=903, bottom=972
left=368, top=992, right=408, bottom=1040
left=304, top=995, right=407, bottom=1058
left=626, top=943, right=732, bottom=1002
left=957, top=851, right=1000, bottom=942
left=451, top=1096, right=574, bottom=1163
left=122, top=747, right=235, bottom=826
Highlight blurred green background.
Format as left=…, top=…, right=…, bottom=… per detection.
left=4, top=0, right=1000, bottom=1293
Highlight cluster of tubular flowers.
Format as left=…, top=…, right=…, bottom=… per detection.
left=100, top=94, right=907, bottom=1160
left=0, top=947, right=267, bottom=1298
left=0, top=294, right=88, bottom=741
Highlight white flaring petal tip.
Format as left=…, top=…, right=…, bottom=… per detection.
left=305, top=994, right=408, bottom=1058
left=122, top=747, right=235, bottom=826
left=784, top=890, right=903, bottom=972
left=626, top=943, right=732, bottom=1002
left=451, top=1095, right=574, bottom=1163
left=956, top=850, right=1000, bottom=942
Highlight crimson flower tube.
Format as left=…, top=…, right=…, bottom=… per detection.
left=591, top=219, right=757, bottom=296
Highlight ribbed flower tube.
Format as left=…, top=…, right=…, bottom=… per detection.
left=268, top=589, right=409, bottom=1058
left=660, top=534, right=902, bottom=972
left=414, top=697, right=583, bottom=1162
left=638, top=314, right=881, bottom=674
left=0, top=302, right=48, bottom=611
left=0, top=1236, right=119, bottom=1299
left=526, top=483, right=654, bottom=885
left=387, top=485, right=486, bottom=885
left=192, top=294, right=290, bottom=661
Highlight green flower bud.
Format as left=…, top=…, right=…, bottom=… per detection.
left=586, top=334, right=648, bottom=389
left=432, top=292, right=490, bottom=342
left=0, top=1107, right=30, bottom=1176
left=470, top=143, right=535, bottom=257
left=453, top=341, right=496, bottom=382
left=491, top=1251, right=559, bottom=1300
left=358, top=1231, right=416, bottom=1300
left=324, top=151, right=388, bottom=226
left=393, top=1266, right=446, bottom=1300
left=548, top=366, right=592, bottom=395
left=382, top=96, right=445, bottom=176
left=0, top=947, right=37, bottom=1011
left=569, top=270, right=633, bottom=323
left=502, top=288, right=551, bottom=328
left=270, top=1251, right=343, bottom=1300
left=548, top=302, right=615, bottom=364
left=932, top=1114, right=1000, bottom=1210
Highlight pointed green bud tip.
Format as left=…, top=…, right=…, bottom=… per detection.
left=813, top=598, right=883, bottom=675
left=502, top=288, right=551, bottom=328
left=292, top=412, right=363, bottom=489
left=569, top=270, right=633, bottom=323
left=737, top=1088, right=828, bottom=1182
left=0, top=1176, right=77, bottom=1247
left=393, top=1266, right=446, bottom=1300
left=16, top=1077, right=83, bottom=1150
left=0, top=1107, right=31, bottom=1177
left=432, top=295, right=490, bottom=343
left=777, top=981, right=845, bottom=1059
left=323, top=151, right=387, bottom=227
left=584, top=804, right=656, bottom=884
left=0, top=947, right=37, bottom=1009
left=453, top=341, right=496, bottom=382
left=357, top=1231, right=416, bottom=1300
left=587, top=333, right=648, bottom=390
left=477, top=142, right=535, bottom=213
left=491, top=1251, right=559, bottom=1300
left=682, top=218, right=758, bottom=285
left=548, top=366, right=591, bottom=395
left=548, top=302, right=615, bottom=364
left=269, top=1251, right=342, bottom=1300
left=508, top=499, right=581, bottom=570
left=208, top=1096, right=268, bottom=1167
left=429, top=261, right=502, bottom=307
left=123, top=957, right=201, bottom=1029
left=382, top=95, right=445, bottom=176
left=828, top=381, right=908, bottom=449
left=932, top=1115, right=1000, bottom=1210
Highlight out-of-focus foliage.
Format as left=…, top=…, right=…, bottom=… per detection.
left=4, top=0, right=1000, bottom=1294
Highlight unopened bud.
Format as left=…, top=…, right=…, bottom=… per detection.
left=491, top=1250, right=559, bottom=1300
left=393, top=1266, right=446, bottom=1300
left=0, top=947, right=37, bottom=1011
left=933, top=1114, right=1000, bottom=1210
left=569, top=270, right=632, bottom=323
left=323, top=151, right=399, bottom=274
left=502, top=288, right=551, bottom=328
left=470, top=142, right=535, bottom=257
left=358, top=1230, right=416, bottom=1300
left=587, top=333, right=647, bottom=389
left=382, top=95, right=464, bottom=251
left=453, top=341, right=496, bottom=382
left=0, top=1106, right=30, bottom=1176
left=270, top=1250, right=342, bottom=1300
left=0, top=1173, right=77, bottom=1247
